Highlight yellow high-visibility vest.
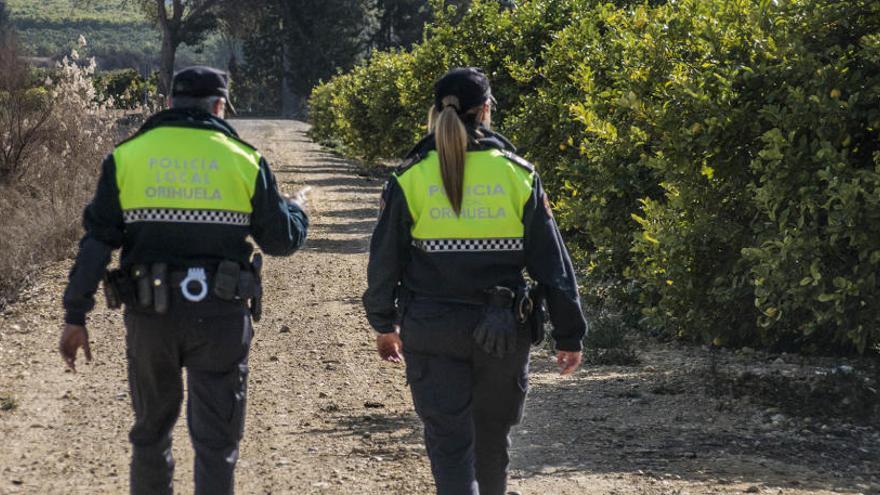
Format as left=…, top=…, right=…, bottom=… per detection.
left=395, top=149, right=534, bottom=251
left=113, top=127, right=261, bottom=225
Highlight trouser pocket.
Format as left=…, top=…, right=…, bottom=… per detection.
left=404, top=354, right=430, bottom=418
left=473, top=340, right=530, bottom=426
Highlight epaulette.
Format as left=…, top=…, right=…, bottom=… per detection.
left=471, top=127, right=518, bottom=154
left=394, top=134, right=436, bottom=176
left=393, top=149, right=430, bottom=176
left=500, top=150, right=535, bottom=173
left=486, top=130, right=518, bottom=153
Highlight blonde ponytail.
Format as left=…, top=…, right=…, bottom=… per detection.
left=434, top=95, right=468, bottom=215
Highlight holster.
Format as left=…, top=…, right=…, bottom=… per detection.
left=249, top=253, right=264, bottom=322
left=394, top=285, right=413, bottom=327
left=519, top=283, right=548, bottom=345
left=103, top=269, right=135, bottom=310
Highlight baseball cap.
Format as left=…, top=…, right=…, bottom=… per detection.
left=434, top=67, right=495, bottom=114
left=171, top=66, right=236, bottom=114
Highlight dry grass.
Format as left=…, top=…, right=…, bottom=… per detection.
left=0, top=394, right=18, bottom=412
left=0, top=45, right=143, bottom=309
left=0, top=187, right=88, bottom=307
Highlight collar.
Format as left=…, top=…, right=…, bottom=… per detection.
left=469, top=125, right=517, bottom=153
left=122, top=108, right=244, bottom=146
left=405, top=125, right=517, bottom=160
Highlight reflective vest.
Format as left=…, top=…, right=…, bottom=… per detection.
left=394, top=149, right=535, bottom=253
left=113, top=127, right=261, bottom=226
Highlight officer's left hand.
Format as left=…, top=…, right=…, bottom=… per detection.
left=376, top=329, right=403, bottom=363
left=557, top=351, right=582, bottom=376
left=60, top=324, right=92, bottom=372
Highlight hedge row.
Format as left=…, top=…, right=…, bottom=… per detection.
left=310, top=0, right=880, bottom=353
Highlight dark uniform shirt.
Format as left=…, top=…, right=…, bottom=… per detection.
left=363, top=128, right=587, bottom=351
left=63, top=109, right=308, bottom=325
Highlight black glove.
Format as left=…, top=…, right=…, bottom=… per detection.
left=473, top=305, right=518, bottom=358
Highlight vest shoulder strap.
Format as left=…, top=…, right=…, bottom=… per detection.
left=394, top=149, right=431, bottom=177
left=500, top=150, right=535, bottom=173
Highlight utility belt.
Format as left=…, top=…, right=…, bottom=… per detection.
left=103, top=254, right=265, bottom=321
left=402, top=282, right=548, bottom=351
left=481, top=283, right=548, bottom=346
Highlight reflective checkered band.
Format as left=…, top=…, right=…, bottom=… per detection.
left=413, top=238, right=524, bottom=253
left=123, top=208, right=250, bottom=226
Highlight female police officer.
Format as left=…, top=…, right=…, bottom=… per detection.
left=363, top=67, right=587, bottom=495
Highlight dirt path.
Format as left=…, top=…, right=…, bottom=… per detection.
left=0, top=120, right=877, bottom=495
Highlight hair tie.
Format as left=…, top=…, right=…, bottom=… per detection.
left=444, top=102, right=461, bottom=112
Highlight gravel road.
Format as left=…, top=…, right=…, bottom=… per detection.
left=0, top=120, right=876, bottom=495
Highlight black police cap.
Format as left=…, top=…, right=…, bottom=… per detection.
left=434, top=67, right=494, bottom=114
left=172, top=66, right=236, bottom=113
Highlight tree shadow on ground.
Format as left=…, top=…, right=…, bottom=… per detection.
left=509, top=355, right=879, bottom=493
left=295, top=176, right=382, bottom=189
left=301, top=206, right=377, bottom=255
left=302, top=410, right=426, bottom=461
left=321, top=208, right=377, bottom=219
left=276, top=163, right=359, bottom=175
left=318, top=220, right=376, bottom=236
left=331, top=187, right=386, bottom=195
left=303, top=237, right=370, bottom=255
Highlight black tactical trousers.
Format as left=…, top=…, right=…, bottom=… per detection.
left=401, top=298, right=530, bottom=495
left=124, top=300, right=252, bottom=495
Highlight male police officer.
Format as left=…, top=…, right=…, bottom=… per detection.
left=59, top=66, right=309, bottom=495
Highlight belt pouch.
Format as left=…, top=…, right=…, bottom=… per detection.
left=214, top=260, right=240, bottom=300
left=132, top=264, right=153, bottom=309
left=151, top=263, right=169, bottom=314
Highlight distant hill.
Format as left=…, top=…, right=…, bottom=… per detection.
left=8, top=0, right=226, bottom=71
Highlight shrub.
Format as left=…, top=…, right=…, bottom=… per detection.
left=0, top=49, right=139, bottom=309
left=309, top=0, right=880, bottom=353
left=740, top=1, right=880, bottom=352
left=315, top=50, right=419, bottom=160
left=94, top=68, right=157, bottom=109
left=582, top=310, right=640, bottom=366
left=307, top=76, right=342, bottom=147
left=0, top=35, right=54, bottom=181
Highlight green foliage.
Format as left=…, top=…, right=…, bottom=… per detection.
left=740, top=1, right=880, bottom=353
left=7, top=0, right=156, bottom=61
left=311, top=0, right=880, bottom=353
left=93, top=68, right=157, bottom=108
left=6, top=0, right=225, bottom=69
left=309, top=0, right=583, bottom=159
left=310, top=49, right=420, bottom=156
left=233, top=0, right=376, bottom=115
left=0, top=1, right=10, bottom=36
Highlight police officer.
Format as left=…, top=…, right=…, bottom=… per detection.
left=58, top=66, right=309, bottom=495
left=363, top=68, right=587, bottom=495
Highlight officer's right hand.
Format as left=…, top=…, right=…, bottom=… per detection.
left=376, top=329, right=403, bottom=363
left=60, top=324, right=92, bottom=372
left=557, top=351, right=582, bottom=376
